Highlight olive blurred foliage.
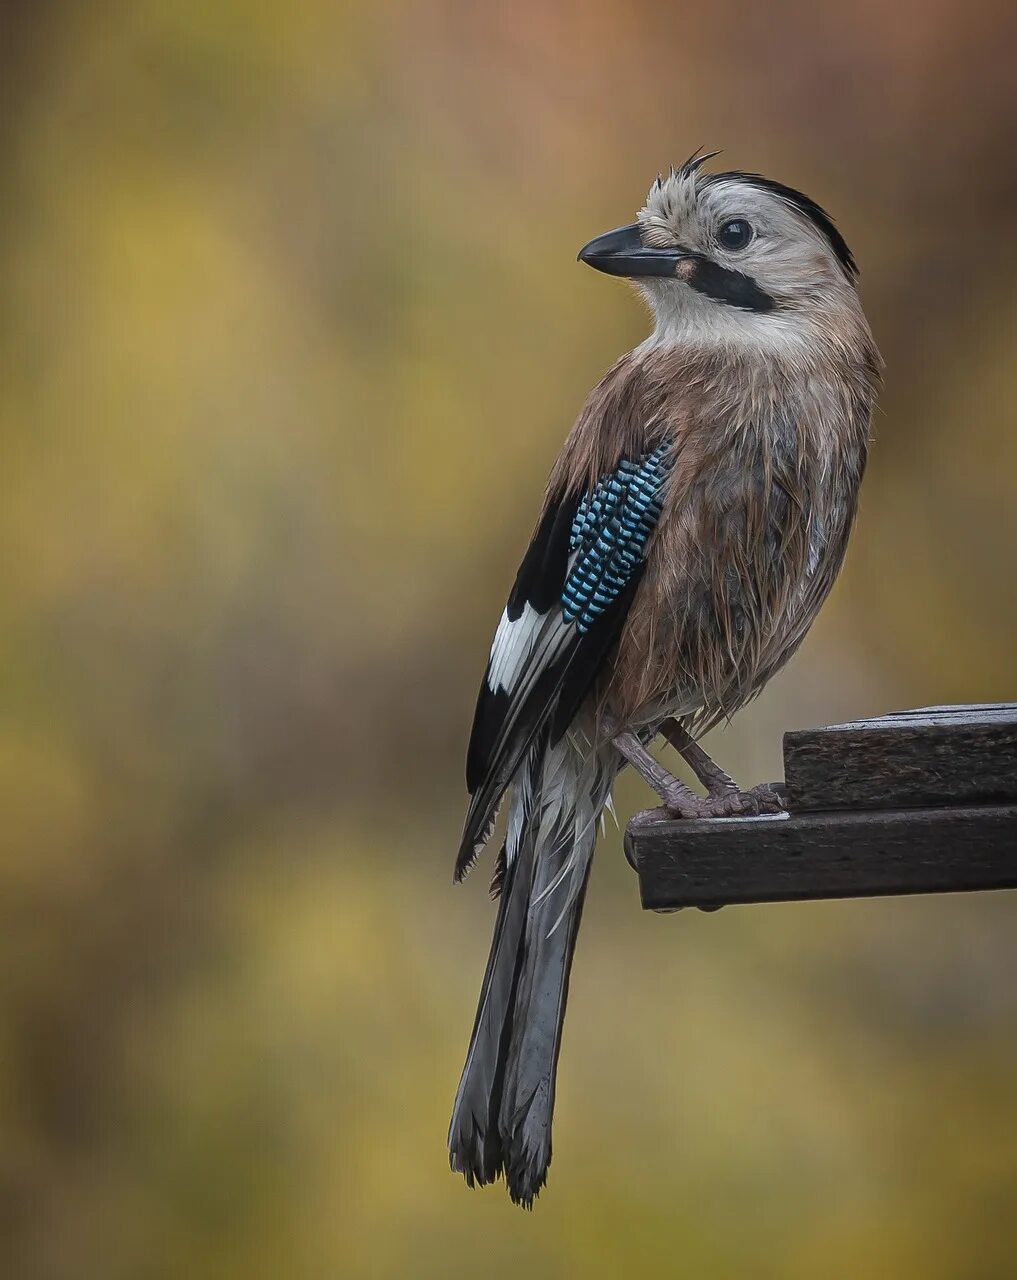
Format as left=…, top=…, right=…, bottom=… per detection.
left=2, top=1, right=1017, bottom=1276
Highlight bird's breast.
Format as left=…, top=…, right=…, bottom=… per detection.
left=602, top=360, right=870, bottom=729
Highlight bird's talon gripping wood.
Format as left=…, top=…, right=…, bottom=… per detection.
left=663, top=781, right=786, bottom=821
left=448, top=149, right=880, bottom=1207
left=628, top=805, right=678, bottom=830
left=743, top=782, right=787, bottom=814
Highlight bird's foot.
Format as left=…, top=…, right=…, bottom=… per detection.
left=626, top=783, right=784, bottom=827
left=660, top=780, right=785, bottom=820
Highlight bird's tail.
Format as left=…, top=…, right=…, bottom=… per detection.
left=449, top=727, right=616, bottom=1207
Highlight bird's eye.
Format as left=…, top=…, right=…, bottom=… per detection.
left=717, top=219, right=753, bottom=251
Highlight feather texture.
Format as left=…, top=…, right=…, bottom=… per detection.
left=449, top=727, right=618, bottom=1207
left=457, top=440, right=673, bottom=880
left=451, top=161, right=882, bottom=1208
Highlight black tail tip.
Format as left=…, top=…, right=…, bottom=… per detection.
left=506, top=1170, right=547, bottom=1210
left=449, top=1136, right=549, bottom=1208
left=448, top=1125, right=505, bottom=1192
left=505, top=1144, right=550, bottom=1209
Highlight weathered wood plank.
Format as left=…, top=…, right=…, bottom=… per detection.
left=624, top=804, right=1017, bottom=911
left=783, top=703, right=1017, bottom=813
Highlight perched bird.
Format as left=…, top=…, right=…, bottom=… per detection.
left=448, top=152, right=881, bottom=1207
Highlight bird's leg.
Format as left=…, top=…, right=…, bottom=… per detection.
left=659, top=720, right=737, bottom=797
left=612, top=720, right=785, bottom=821
left=658, top=718, right=785, bottom=817
left=611, top=730, right=708, bottom=820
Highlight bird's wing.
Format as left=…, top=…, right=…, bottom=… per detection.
left=456, top=440, right=672, bottom=879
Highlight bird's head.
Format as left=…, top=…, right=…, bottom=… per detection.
left=579, top=151, right=863, bottom=348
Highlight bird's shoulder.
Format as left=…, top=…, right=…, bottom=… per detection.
left=544, top=344, right=721, bottom=502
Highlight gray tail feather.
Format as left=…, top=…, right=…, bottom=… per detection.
left=449, top=738, right=604, bottom=1207
left=447, top=822, right=536, bottom=1187
left=498, top=832, right=592, bottom=1208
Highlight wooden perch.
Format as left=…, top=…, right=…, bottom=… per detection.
left=624, top=704, right=1017, bottom=911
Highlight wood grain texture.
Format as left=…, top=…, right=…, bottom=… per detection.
left=624, top=804, right=1017, bottom=911
left=783, top=703, right=1017, bottom=813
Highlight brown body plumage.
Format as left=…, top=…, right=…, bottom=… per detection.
left=548, top=330, right=880, bottom=731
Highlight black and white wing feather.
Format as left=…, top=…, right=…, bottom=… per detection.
left=456, top=443, right=671, bottom=879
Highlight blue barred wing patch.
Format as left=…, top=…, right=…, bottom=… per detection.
left=561, top=441, right=671, bottom=633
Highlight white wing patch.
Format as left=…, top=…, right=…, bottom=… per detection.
left=488, top=603, right=547, bottom=694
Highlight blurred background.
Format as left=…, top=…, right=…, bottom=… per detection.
left=2, top=0, right=1016, bottom=1275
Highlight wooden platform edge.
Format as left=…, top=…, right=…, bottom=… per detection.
left=624, top=803, right=1017, bottom=912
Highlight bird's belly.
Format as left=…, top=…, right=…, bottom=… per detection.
left=603, top=523, right=844, bottom=731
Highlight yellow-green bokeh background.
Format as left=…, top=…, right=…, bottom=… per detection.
left=3, top=2, right=1017, bottom=1276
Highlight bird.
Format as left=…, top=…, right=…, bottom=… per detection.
left=447, top=150, right=881, bottom=1207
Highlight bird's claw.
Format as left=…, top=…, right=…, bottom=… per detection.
left=663, top=781, right=785, bottom=820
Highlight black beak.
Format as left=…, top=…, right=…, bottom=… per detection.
left=578, top=222, right=696, bottom=278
